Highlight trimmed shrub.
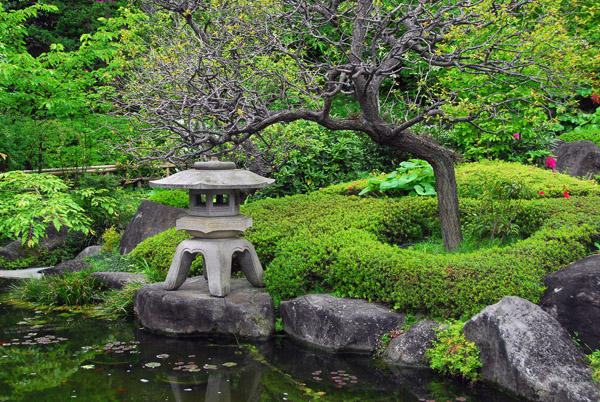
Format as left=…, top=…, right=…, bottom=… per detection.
left=559, top=128, right=600, bottom=147
left=455, top=160, right=599, bottom=199
left=255, top=196, right=599, bottom=317
left=147, top=189, right=188, bottom=209
left=128, top=228, right=203, bottom=281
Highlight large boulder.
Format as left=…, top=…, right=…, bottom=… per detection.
left=279, top=294, right=406, bottom=353
left=119, top=200, right=188, bottom=254
left=134, top=277, right=275, bottom=340
left=74, top=245, right=103, bottom=260
left=43, top=259, right=91, bottom=276
left=463, top=296, right=600, bottom=402
left=554, top=140, right=600, bottom=179
left=383, top=319, right=441, bottom=367
left=538, top=254, right=600, bottom=351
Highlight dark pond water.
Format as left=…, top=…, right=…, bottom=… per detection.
left=0, top=294, right=526, bottom=402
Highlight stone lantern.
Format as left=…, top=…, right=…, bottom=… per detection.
left=149, top=158, right=274, bottom=297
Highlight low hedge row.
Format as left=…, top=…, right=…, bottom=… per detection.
left=251, top=195, right=599, bottom=317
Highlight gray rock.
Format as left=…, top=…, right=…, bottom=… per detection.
left=134, top=277, right=275, bottom=340
left=383, top=320, right=441, bottom=367
left=463, top=296, right=600, bottom=402
left=43, top=259, right=91, bottom=276
left=89, top=272, right=146, bottom=290
left=279, top=294, right=406, bottom=354
left=0, top=225, right=84, bottom=264
left=538, top=254, right=600, bottom=351
left=555, top=140, right=600, bottom=179
left=119, top=200, right=188, bottom=255
left=75, top=246, right=103, bottom=260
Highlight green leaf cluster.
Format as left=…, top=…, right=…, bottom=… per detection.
left=425, top=320, right=481, bottom=382
left=590, top=349, right=600, bottom=383
left=559, top=127, right=600, bottom=147
left=0, top=171, right=116, bottom=247
left=359, top=159, right=436, bottom=197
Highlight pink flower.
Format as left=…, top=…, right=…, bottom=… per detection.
left=513, top=133, right=520, bottom=140
left=348, top=186, right=353, bottom=190
left=545, top=157, right=557, bottom=169
left=539, top=191, right=545, bottom=195
left=563, top=192, right=570, bottom=198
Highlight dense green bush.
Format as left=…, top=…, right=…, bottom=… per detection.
left=559, top=128, right=600, bottom=147
left=455, top=160, right=600, bottom=199
left=252, top=195, right=599, bottom=317
left=147, top=189, right=188, bottom=209
left=235, top=121, right=407, bottom=200
left=129, top=228, right=203, bottom=281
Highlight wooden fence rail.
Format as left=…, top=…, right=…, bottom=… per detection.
left=20, top=163, right=176, bottom=185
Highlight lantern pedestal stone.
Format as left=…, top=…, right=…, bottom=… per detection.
left=165, top=237, right=263, bottom=297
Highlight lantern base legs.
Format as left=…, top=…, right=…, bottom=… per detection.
left=164, top=238, right=264, bottom=297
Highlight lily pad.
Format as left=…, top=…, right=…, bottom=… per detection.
left=156, top=354, right=169, bottom=359
left=203, top=364, right=218, bottom=370
left=145, top=362, right=161, bottom=368
left=80, top=365, right=95, bottom=370
left=222, top=362, right=237, bottom=368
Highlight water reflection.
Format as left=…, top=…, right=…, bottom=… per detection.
left=0, top=300, right=525, bottom=402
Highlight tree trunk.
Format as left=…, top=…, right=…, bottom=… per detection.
left=428, top=153, right=463, bottom=251
left=379, top=132, right=463, bottom=251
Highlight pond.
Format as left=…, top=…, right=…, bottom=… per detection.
left=0, top=286, right=525, bottom=402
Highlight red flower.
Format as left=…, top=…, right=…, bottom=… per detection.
left=545, top=157, right=557, bottom=169
left=539, top=191, right=545, bottom=195
left=563, top=192, right=570, bottom=198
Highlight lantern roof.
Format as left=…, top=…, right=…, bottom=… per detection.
left=149, top=158, right=275, bottom=190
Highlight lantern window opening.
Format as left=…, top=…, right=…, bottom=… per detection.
left=195, top=193, right=207, bottom=208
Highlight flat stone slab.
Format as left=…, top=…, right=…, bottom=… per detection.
left=89, top=272, right=146, bottom=290
left=280, top=294, right=406, bottom=353
left=134, top=277, right=275, bottom=340
left=0, top=267, right=50, bottom=279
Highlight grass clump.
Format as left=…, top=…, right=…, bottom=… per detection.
left=11, top=270, right=105, bottom=307
left=95, top=281, right=144, bottom=318
left=425, top=320, right=482, bottom=382
left=590, top=350, right=600, bottom=383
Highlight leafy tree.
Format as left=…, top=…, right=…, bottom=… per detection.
left=116, top=0, right=588, bottom=250
left=0, top=171, right=116, bottom=247
left=0, top=2, right=143, bottom=171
